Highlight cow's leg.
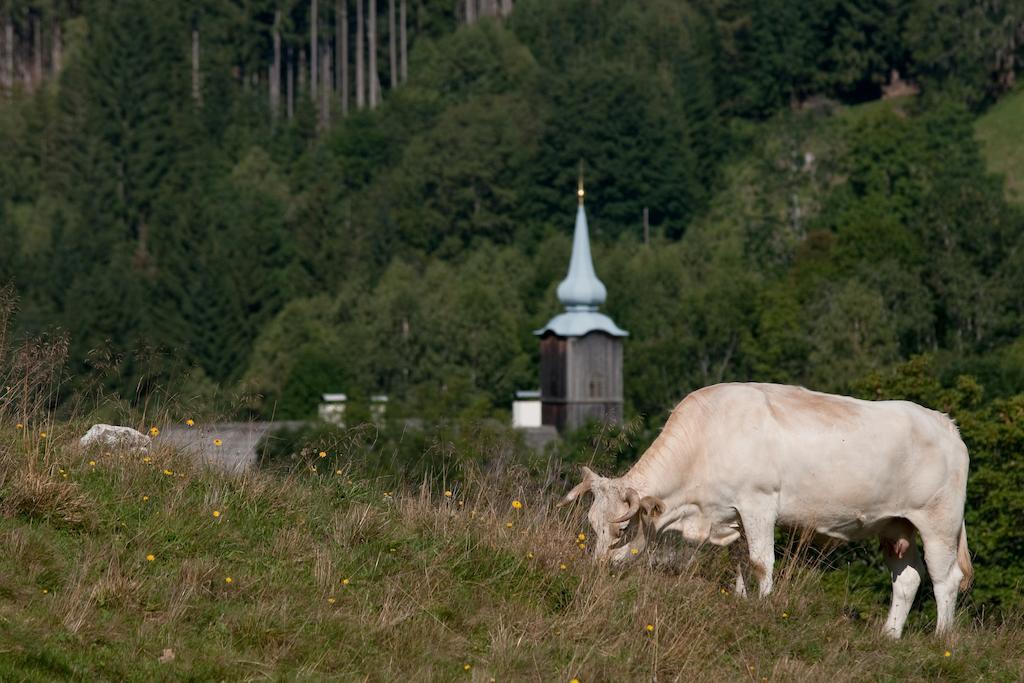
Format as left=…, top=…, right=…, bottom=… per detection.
left=880, top=522, right=924, bottom=639
left=728, top=536, right=748, bottom=598
left=738, top=509, right=776, bottom=597
left=919, top=527, right=964, bottom=635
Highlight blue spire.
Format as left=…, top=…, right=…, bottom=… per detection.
left=556, top=203, right=607, bottom=311
left=534, top=179, right=628, bottom=338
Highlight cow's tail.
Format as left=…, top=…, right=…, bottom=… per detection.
left=957, top=521, right=973, bottom=593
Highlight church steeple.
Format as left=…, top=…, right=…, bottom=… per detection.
left=556, top=179, right=607, bottom=312
left=534, top=179, right=627, bottom=338
left=533, top=174, right=627, bottom=433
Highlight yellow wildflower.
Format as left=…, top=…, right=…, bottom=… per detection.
left=146, top=554, right=155, bottom=562
left=463, top=664, right=471, bottom=671
left=444, top=490, right=453, bottom=498
left=15, top=423, right=23, bottom=429
left=88, top=460, right=96, bottom=467
left=944, top=651, right=951, bottom=657
left=225, top=576, right=233, bottom=584
left=571, top=679, right=581, bottom=683
left=630, top=548, right=639, bottom=556
left=142, top=496, right=149, bottom=502
left=335, top=469, right=343, bottom=475
left=142, top=456, right=152, bottom=463
left=782, top=612, right=789, bottom=619
left=506, top=522, right=514, bottom=528
left=185, top=418, right=194, bottom=427
left=578, top=543, right=586, bottom=550
left=39, top=431, right=46, bottom=438
left=577, top=532, right=586, bottom=541
left=527, top=552, right=534, bottom=559
left=646, top=624, right=655, bottom=633
left=559, top=563, right=567, bottom=571
left=149, top=426, right=160, bottom=437
left=319, top=450, right=327, bottom=458
left=212, top=510, right=221, bottom=518
left=163, top=469, right=173, bottom=476
left=327, top=596, right=336, bottom=604
left=213, top=438, right=222, bottom=447
left=511, top=500, right=523, bottom=510
left=342, top=578, right=350, bottom=586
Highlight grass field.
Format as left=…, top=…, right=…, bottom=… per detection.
left=1, top=424, right=1022, bottom=682
left=976, top=86, right=1024, bottom=204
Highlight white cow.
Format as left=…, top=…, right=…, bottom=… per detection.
left=559, top=382, right=972, bottom=638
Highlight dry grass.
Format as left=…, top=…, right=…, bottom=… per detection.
left=1, top=467, right=95, bottom=530
left=0, top=425, right=1022, bottom=681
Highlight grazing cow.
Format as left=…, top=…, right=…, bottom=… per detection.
left=559, top=382, right=972, bottom=638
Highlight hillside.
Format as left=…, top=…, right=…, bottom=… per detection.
left=1, top=427, right=1022, bottom=681
left=976, top=86, right=1024, bottom=204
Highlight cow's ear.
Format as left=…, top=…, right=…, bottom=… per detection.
left=557, top=467, right=598, bottom=508
left=640, top=496, right=665, bottom=518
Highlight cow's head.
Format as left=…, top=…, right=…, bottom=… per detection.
left=557, top=466, right=665, bottom=564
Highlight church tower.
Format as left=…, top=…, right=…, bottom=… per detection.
left=534, top=178, right=627, bottom=433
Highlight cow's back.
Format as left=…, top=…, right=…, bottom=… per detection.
left=683, top=383, right=967, bottom=536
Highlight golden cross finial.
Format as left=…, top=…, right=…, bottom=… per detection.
left=577, top=162, right=585, bottom=205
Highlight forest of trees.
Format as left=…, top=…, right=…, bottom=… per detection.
left=0, top=0, right=1022, bottom=421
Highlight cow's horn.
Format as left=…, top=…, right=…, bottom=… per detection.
left=612, top=487, right=641, bottom=523
left=556, top=466, right=597, bottom=508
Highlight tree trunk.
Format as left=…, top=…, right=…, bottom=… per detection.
left=1, top=14, right=11, bottom=96
left=287, top=46, right=295, bottom=119
left=31, top=13, right=42, bottom=89
left=320, top=43, right=331, bottom=128
left=338, top=0, right=349, bottom=115
left=271, top=11, right=281, bottom=119
left=51, top=17, right=61, bottom=76
left=191, top=28, right=201, bottom=104
left=355, top=0, right=365, bottom=109
left=500, top=0, right=513, bottom=17
left=466, top=0, right=476, bottom=25
left=298, top=47, right=306, bottom=97
left=399, top=0, right=407, bottom=83
left=310, top=0, right=318, bottom=102
left=368, top=0, right=379, bottom=107
left=388, top=0, right=397, bottom=89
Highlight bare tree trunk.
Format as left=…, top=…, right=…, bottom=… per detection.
left=388, top=0, right=397, bottom=89
left=271, top=10, right=282, bottom=119
left=355, top=0, right=365, bottom=109
left=310, top=0, right=318, bottom=101
left=481, top=0, right=495, bottom=18
left=338, top=0, right=349, bottom=115
left=1, top=14, right=11, bottom=96
left=298, top=47, right=306, bottom=97
left=500, top=0, right=513, bottom=17
left=399, top=0, right=407, bottom=83
left=320, top=42, right=331, bottom=128
left=287, top=46, right=295, bottom=119
left=51, top=17, right=61, bottom=76
left=465, top=0, right=476, bottom=25
left=31, top=13, right=42, bottom=89
left=191, top=28, right=201, bottom=104
left=368, top=0, right=379, bottom=107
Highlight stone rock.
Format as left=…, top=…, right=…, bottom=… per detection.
left=79, top=424, right=151, bottom=453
